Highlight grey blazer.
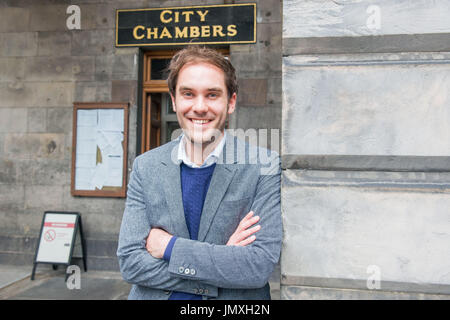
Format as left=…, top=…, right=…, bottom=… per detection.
left=117, top=133, right=282, bottom=300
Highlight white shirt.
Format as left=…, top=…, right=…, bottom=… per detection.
left=177, top=131, right=227, bottom=168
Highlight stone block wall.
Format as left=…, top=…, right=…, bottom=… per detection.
left=230, top=0, right=282, bottom=149
left=281, top=0, right=450, bottom=299
left=0, top=0, right=142, bottom=270
left=0, top=0, right=282, bottom=272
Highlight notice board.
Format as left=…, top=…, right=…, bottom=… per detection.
left=71, top=102, right=129, bottom=197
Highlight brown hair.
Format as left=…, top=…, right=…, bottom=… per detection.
left=167, top=46, right=238, bottom=99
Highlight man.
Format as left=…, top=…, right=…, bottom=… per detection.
left=117, top=46, right=282, bottom=300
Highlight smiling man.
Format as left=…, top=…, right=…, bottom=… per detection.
left=117, top=46, right=282, bottom=300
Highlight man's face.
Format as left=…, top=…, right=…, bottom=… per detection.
left=171, top=61, right=236, bottom=146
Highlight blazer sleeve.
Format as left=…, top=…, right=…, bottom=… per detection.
left=116, top=157, right=218, bottom=297
left=166, top=152, right=282, bottom=289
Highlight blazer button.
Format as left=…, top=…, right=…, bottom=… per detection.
left=190, top=268, right=196, bottom=275
left=178, top=267, right=184, bottom=274
left=184, top=268, right=190, bottom=274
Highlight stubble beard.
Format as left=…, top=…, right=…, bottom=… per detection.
left=183, top=115, right=227, bottom=166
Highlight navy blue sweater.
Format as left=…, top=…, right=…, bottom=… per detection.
left=163, top=163, right=216, bottom=300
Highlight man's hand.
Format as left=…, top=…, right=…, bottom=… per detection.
left=146, top=228, right=173, bottom=259
left=226, top=211, right=261, bottom=246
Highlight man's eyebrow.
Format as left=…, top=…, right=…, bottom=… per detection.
left=178, top=86, right=223, bottom=92
left=206, top=87, right=223, bottom=92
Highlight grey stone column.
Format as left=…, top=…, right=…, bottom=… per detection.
left=281, top=0, right=450, bottom=299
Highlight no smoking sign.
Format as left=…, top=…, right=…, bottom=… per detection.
left=44, top=229, right=56, bottom=242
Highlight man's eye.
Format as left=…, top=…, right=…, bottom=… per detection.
left=208, top=93, right=218, bottom=98
left=183, top=92, right=193, bottom=97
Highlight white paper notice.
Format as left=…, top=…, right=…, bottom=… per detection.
left=98, top=109, right=124, bottom=132
left=75, top=168, right=95, bottom=190
left=77, top=109, right=97, bottom=127
left=91, top=162, right=107, bottom=189
left=111, top=109, right=124, bottom=132
left=75, top=136, right=97, bottom=190
left=76, top=139, right=97, bottom=156
left=75, top=153, right=96, bottom=168
left=75, top=109, right=98, bottom=191
left=103, top=131, right=123, bottom=147
left=105, top=155, right=123, bottom=187
left=95, top=131, right=110, bottom=152
left=76, top=125, right=96, bottom=140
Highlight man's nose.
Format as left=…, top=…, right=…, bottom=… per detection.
left=191, top=96, right=208, bottom=113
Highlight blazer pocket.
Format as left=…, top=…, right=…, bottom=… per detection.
left=211, top=197, right=252, bottom=244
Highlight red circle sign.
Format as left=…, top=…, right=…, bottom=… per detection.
left=44, top=229, right=56, bottom=242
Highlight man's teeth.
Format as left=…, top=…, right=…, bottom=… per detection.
left=192, top=119, right=210, bottom=124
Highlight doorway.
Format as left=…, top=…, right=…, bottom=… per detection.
left=140, top=50, right=178, bottom=154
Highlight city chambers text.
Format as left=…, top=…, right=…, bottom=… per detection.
left=132, top=9, right=237, bottom=40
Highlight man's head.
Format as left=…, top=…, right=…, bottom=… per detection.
left=167, top=46, right=238, bottom=147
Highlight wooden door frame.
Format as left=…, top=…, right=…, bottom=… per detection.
left=140, top=50, right=173, bottom=155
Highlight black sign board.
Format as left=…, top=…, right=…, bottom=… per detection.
left=116, top=3, right=256, bottom=47
left=31, top=211, right=87, bottom=280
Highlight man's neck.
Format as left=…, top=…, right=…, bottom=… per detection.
left=184, top=132, right=224, bottom=166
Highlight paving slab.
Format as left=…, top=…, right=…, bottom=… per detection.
left=0, top=265, right=131, bottom=300
left=11, top=276, right=130, bottom=300
left=0, top=265, right=32, bottom=289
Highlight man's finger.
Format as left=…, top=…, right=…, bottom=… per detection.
left=236, top=224, right=261, bottom=243
left=239, top=215, right=260, bottom=231
left=245, top=211, right=254, bottom=219
left=239, top=211, right=254, bottom=225
left=235, top=211, right=253, bottom=232
left=237, top=235, right=256, bottom=247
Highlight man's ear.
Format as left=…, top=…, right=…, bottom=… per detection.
left=227, top=92, right=237, bottom=115
left=170, top=94, right=177, bottom=112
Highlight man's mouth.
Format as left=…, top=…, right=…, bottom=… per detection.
left=190, top=118, right=212, bottom=125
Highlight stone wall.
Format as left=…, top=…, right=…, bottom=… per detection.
left=230, top=0, right=282, bottom=139
left=0, top=0, right=282, bottom=272
left=281, top=0, right=450, bottom=299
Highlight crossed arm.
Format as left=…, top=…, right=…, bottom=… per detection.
left=147, top=210, right=261, bottom=259
left=117, top=156, right=282, bottom=296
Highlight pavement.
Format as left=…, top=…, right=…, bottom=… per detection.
left=0, top=264, right=131, bottom=300
left=0, top=263, right=280, bottom=300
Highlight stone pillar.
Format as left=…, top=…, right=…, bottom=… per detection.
left=281, top=0, right=450, bottom=299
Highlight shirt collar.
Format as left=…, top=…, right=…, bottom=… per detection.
left=177, top=131, right=226, bottom=168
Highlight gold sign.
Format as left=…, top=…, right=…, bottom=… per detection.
left=116, top=3, right=256, bottom=46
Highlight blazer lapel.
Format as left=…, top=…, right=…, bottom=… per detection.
left=160, top=141, right=190, bottom=239
left=197, top=163, right=237, bottom=242
left=197, top=133, right=238, bottom=242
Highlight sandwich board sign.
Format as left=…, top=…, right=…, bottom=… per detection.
left=31, top=211, right=87, bottom=280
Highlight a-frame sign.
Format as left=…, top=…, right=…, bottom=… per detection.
left=31, top=211, right=87, bottom=280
